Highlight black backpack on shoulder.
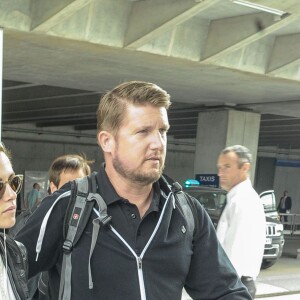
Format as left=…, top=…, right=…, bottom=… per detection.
left=41, top=172, right=198, bottom=300
left=9, top=206, right=38, bottom=239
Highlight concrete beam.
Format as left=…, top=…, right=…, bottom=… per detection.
left=3, top=103, right=97, bottom=122
left=3, top=83, right=39, bottom=91
left=203, top=13, right=298, bottom=63
left=31, top=0, right=93, bottom=32
left=270, top=58, right=300, bottom=77
left=267, top=34, right=300, bottom=74
left=0, top=0, right=31, bottom=31
left=138, top=16, right=210, bottom=61
left=124, top=0, right=222, bottom=49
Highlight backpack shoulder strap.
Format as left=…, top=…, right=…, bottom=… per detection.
left=62, top=174, right=93, bottom=244
left=59, top=172, right=112, bottom=300
left=175, top=190, right=196, bottom=236
left=162, top=175, right=198, bottom=238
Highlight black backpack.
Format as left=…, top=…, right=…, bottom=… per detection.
left=9, top=206, right=38, bottom=239
left=0, top=232, right=29, bottom=299
left=41, top=172, right=198, bottom=300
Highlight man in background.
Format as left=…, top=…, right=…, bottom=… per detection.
left=48, top=153, right=93, bottom=194
left=277, top=190, right=292, bottom=224
left=12, top=153, right=93, bottom=299
left=11, top=153, right=93, bottom=238
left=25, top=182, right=42, bottom=210
left=38, top=153, right=93, bottom=299
left=217, top=145, right=266, bottom=299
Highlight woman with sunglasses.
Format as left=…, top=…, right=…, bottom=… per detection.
left=0, top=142, right=29, bottom=299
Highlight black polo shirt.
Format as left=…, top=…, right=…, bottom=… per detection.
left=96, top=166, right=162, bottom=255
left=16, top=165, right=251, bottom=300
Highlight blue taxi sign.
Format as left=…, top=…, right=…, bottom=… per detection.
left=195, top=174, right=219, bottom=188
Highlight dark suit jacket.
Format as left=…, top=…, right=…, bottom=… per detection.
left=277, top=196, right=292, bottom=211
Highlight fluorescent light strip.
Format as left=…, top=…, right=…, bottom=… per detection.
left=232, top=0, right=286, bottom=16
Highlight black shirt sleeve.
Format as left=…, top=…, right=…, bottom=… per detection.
left=16, top=184, right=71, bottom=278
left=184, top=198, right=251, bottom=300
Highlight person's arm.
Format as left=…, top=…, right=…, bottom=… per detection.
left=184, top=199, right=251, bottom=300
left=35, top=191, right=43, bottom=207
left=16, top=186, right=70, bottom=278
left=288, top=196, right=292, bottom=210
left=277, top=197, right=283, bottom=211
left=24, top=192, right=29, bottom=209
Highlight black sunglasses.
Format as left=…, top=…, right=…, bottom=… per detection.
left=0, top=175, right=23, bottom=198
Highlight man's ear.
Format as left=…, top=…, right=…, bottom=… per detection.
left=242, top=162, right=251, bottom=173
left=49, top=182, right=58, bottom=194
left=97, top=131, right=114, bottom=152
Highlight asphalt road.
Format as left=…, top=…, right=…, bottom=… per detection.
left=262, top=295, right=300, bottom=300
left=256, top=256, right=300, bottom=298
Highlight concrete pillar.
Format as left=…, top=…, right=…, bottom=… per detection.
left=255, top=157, right=276, bottom=193
left=194, top=109, right=261, bottom=182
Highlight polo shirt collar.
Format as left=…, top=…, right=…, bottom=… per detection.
left=96, top=164, right=122, bottom=205
left=96, top=164, right=171, bottom=207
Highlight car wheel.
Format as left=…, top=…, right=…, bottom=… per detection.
left=261, top=259, right=277, bottom=269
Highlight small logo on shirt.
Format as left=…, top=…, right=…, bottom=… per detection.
left=73, top=213, right=79, bottom=220
left=181, top=225, right=186, bottom=234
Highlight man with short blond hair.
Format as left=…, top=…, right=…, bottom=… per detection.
left=17, top=82, right=251, bottom=300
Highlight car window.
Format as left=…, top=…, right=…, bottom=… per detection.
left=260, top=191, right=276, bottom=212
left=197, top=194, right=216, bottom=209
left=187, top=190, right=226, bottom=211
left=215, top=193, right=226, bottom=209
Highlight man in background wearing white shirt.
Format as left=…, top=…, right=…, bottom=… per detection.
left=216, top=145, right=266, bottom=299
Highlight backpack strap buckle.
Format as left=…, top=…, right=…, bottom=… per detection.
left=100, top=215, right=112, bottom=227
left=172, top=181, right=183, bottom=193
left=62, top=240, right=73, bottom=254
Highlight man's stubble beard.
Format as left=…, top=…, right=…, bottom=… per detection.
left=112, top=154, right=165, bottom=186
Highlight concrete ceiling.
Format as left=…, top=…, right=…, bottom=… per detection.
left=2, top=0, right=300, bottom=149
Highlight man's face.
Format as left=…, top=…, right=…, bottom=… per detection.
left=50, top=169, right=86, bottom=193
left=217, top=151, right=249, bottom=192
left=0, top=152, right=17, bottom=229
left=110, top=104, right=169, bottom=185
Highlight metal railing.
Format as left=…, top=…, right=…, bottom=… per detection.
left=279, top=213, right=300, bottom=235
